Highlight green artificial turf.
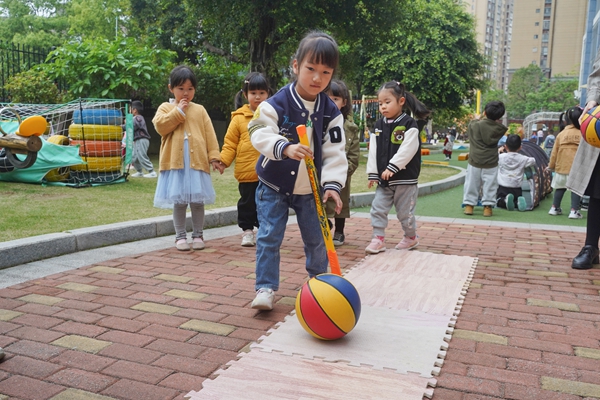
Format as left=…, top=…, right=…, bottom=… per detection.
left=353, top=145, right=588, bottom=228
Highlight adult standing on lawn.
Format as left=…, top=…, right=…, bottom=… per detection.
left=567, top=52, right=600, bottom=270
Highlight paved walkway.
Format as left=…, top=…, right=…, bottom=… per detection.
left=0, top=213, right=599, bottom=400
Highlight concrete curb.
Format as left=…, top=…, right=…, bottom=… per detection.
left=0, top=166, right=466, bottom=270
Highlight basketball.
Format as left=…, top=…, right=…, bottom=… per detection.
left=295, top=274, right=361, bottom=340
left=579, top=105, right=600, bottom=148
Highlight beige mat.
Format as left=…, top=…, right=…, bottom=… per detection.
left=186, top=251, right=477, bottom=400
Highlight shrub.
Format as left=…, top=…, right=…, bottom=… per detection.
left=41, top=38, right=176, bottom=104
left=4, top=69, right=64, bottom=104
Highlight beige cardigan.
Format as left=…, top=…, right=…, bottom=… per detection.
left=152, top=102, right=221, bottom=172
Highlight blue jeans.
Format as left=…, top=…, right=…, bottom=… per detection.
left=254, top=182, right=328, bottom=291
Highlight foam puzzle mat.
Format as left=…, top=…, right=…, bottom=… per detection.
left=186, top=251, right=477, bottom=400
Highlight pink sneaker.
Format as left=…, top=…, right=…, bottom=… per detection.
left=192, top=237, right=205, bottom=250
left=395, top=236, right=419, bottom=250
left=365, top=237, right=386, bottom=254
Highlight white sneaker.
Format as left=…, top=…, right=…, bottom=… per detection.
left=548, top=207, right=562, bottom=216
left=143, top=171, right=157, bottom=178
left=130, top=172, right=143, bottom=177
left=241, top=230, right=256, bottom=247
left=192, top=237, right=205, bottom=250
left=251, top=288, right=274, bottom=310
left=568, top=210, right=583, bottom=219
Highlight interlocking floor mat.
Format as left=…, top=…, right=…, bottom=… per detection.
left=186, top=251, right=477, bottom=400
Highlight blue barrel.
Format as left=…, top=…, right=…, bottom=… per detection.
left=73, top=109, right=123, bottom=125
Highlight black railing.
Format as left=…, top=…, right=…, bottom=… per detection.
left=0, top=41, right=51, bottom=103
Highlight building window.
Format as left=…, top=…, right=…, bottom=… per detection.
left=536, top=8, right=540, bottom=13
left=534, top=35, right=538, bottom=39
left=543, top=20, right=550, bottom=29
left=533, top=47, right=538, bottom=52
left=544, top=7, right=551, bottom=15
left=535, top=22, right=540, bottom=26
left=542, top=33, right=549, bottom=42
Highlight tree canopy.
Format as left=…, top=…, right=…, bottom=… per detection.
left=360, top=0, right=485, bottom=118
left=2, top=0, right=487, bottom=119
left=505, top=64, right=578, bottom=119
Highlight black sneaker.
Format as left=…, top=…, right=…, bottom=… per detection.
left=332, top=232, right=345, bottom=246
left=572, top=245, right=600, bottom=270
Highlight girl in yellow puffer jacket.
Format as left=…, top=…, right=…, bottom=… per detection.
left=220, top=72, right=273, bottom=247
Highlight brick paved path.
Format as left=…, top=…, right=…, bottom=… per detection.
left=0, top=217, right=599, bottom=399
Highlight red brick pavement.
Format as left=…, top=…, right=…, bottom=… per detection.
left=0, top=217, right=599, bottom=400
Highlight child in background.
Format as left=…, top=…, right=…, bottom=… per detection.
left=248, top=31, right=348, bottom=310
left=365, top=81, right=431, bottom=254
left=220, top=72, right=272, bottom=247
left=325, top=79, right=360, bottom=246
left=129, top=100, right=157, bottom=178
left=152, top=65, right=223, bottom=251
left=443, top=132, right=454, bottom=160
left=548, top=106, right=583, bottom=218
left=496, top=134, right=536, bottom=211
left=462, top=101, right=508, bottom=217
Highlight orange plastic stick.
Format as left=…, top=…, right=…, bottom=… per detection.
left=296, top=125, right=341, bottom=275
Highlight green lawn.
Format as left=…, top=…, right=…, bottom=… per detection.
left=3, top=145, right=583, bottom=242
left=0, top=150, right=456, bottom=241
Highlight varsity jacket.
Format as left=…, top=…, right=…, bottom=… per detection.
left=367, top=113, right=421, bottom=187
left=248, top=83, right=348, bottom=196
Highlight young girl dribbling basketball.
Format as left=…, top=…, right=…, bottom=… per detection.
left=247, top=31, right=348, bottom=310
left=365, top=81, right=430, bottom=254
left=152, top=65, right=223, bottom=251
left=220, top=72, right=272, bottom=247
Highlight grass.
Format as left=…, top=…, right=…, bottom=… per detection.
left=0, top=150, right=457, bottom=241
left=7, top=144, right=579, bottom=241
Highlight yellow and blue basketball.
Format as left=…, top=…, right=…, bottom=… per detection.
left=295, top=274, right=361, bottom=340
left=579, top=105, right=600, bottom=148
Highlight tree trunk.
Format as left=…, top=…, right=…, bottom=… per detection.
left=249, top=12, right=282, bottom=91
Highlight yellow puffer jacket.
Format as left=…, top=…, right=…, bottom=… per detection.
left=220, top=104, right=260, bottom=182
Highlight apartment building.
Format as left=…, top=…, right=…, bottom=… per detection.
left=580, top=0, right=600, bottom=104
left=462, top=0, right=514, bottom=91
left=510, top=0, right=586, bottom=79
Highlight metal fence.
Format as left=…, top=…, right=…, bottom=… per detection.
left=0, top=41, right=51, bottom=102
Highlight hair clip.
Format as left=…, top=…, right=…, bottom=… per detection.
left=244, top=80, right=249, bottom=84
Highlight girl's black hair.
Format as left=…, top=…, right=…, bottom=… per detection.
left=292, top=31, right=339, bottom=91
left=326, top=79, right=352, bottom=119
left=234, top=72, right=273, bottom=109
left=378, top=81, right=431, bottom=120
left=169, top=65, right=197, bottom=89
left=560, top=106, right=583, bottom=130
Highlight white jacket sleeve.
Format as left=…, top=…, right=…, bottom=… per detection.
left=249, top=102, right=290, bottom=160
left=367, top=132, right=379, bottom=180
left=320, top=113, right=348, bottom=191
left=389, top=127, right=420, bottom=170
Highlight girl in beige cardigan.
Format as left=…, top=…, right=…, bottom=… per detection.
left=152, top=66, right=223, bottom=251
